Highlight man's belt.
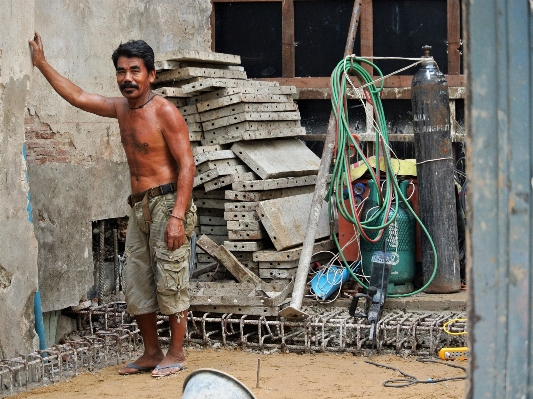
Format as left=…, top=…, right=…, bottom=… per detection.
left=128, top=182, right=177, bottom=208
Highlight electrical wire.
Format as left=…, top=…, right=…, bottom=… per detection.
left=328, top=55, right=439, bottom=298
left=365, top=357, right=467, bottom=388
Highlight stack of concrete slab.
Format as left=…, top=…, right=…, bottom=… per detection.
left=153, top=49, right=335, bottom=284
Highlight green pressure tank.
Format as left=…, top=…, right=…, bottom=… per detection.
left=360, top=180, right=415, bottom=294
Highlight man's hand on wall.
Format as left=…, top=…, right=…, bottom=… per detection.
left=29, top=32, right=46, bottom=68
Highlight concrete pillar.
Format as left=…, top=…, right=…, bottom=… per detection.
left=0, top=0, right=40, bottom=358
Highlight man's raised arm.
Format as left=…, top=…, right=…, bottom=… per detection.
left=29, top=32, right=118, bottom=118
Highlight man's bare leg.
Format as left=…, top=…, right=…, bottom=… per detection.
left=152, top=310, right=188, bottom=376
left=118, top=312, right=164, bottom=375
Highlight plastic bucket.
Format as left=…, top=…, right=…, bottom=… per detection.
left=182, top=368, right=257, bottom=399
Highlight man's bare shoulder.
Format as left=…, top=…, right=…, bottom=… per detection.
left=154, top=96, right=187, bottom=127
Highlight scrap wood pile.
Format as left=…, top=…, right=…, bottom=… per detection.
left=153, top=49, right=338, bottom=314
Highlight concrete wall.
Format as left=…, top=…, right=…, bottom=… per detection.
left=0, top=1, right=40, bottom=358
left=25, top=0, right=212, bottom=314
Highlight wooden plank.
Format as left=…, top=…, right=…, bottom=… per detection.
left=196, top=234, right=262, bottom=284
left=189, top=86, right=297, bottom=105
left=253, top=239, right=335, bottom=262
left=204, top=172, right=256, bottom=192
left=199, top=102, right=298, bottom=122
left=202, top=111, right=301, bottom=131
left=155, top=67, right=248, bottom=84
left=196, top=93, right=294, bottom=113
left=181, top=78, right=279, bottom=94
left=282, top=0, right=295, bottom=78
left=155, top=49, right=241, bottom=65
left=232, top=175, right=317, bottom=191
left=225, top=185, right=315, bottom=202
left=360, top=0, right=373, bottom=75
left=224, top=211, right=260, bottom=222
left=447, top=0, right=461, bottom=75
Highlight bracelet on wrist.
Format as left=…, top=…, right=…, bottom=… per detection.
left=170, top=213, right=185, bottom=222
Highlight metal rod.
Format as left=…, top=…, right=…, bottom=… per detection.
left=98, top=220, right=105, bottom=305
left=280, top=0, right=363, bottom=321
left=113, top=228, right=119, bottom=294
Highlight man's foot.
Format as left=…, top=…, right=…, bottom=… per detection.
left=151, top=362, right=187, bottom=378
left=118, top=352, right=165, bottom=375
left=118, top=363, right=154, bottom=375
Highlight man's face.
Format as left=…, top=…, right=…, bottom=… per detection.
left=115, top=56, right=155, bottom=98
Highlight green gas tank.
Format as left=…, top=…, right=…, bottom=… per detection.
left=360, top=180, right=415, bottom=294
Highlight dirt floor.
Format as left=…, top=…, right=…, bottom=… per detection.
left=10, top=348, right=467, bottom=399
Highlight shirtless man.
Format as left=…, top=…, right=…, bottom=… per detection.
left=29, top=33, right=196, bottom=378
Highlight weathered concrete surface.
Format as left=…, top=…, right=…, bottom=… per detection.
left=0, top=0, right=40, bottom=358
left=23, top=0, right=212, bottom=314
left=232, top=139, right=320, bottom=179
left=257, top=193, right=330, bottom=251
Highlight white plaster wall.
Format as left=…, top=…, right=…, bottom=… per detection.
left=0, top=0, right=40, bottom=358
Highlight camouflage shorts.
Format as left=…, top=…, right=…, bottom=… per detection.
left=123, top=192, right=196, bottom=316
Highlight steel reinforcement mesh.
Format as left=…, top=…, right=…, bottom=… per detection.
left=0, top=302, right=466, bottom=397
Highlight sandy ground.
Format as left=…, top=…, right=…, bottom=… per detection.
left=11, top=348, right=467, bottom=399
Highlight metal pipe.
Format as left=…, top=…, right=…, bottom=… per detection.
left=280, top=0, right=363, bottom=320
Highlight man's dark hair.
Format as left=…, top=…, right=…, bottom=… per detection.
left=112, top=40, right=155, bottom=73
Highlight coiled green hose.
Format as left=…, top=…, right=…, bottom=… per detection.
left=328, top=56, right=438, bottom=297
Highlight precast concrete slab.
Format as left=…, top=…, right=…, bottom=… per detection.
left=231, top=139, right=320, bottom=179
left=155, top=50, right=241, bottom=65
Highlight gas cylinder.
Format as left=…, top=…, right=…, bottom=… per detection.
left=411, top=45, right=461, bottom=293
left=360, top=180, right=415, bottom=294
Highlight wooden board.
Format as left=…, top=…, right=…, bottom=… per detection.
left=196, top=235, right=262, bottom=284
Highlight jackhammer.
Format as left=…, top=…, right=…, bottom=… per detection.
left=348, top=251, right=393, bottom=344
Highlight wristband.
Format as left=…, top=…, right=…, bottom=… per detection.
left=170, top=213, right=185, bottom=222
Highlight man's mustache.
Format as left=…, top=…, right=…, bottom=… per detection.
left=120, top=82, right=139, bottom=90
